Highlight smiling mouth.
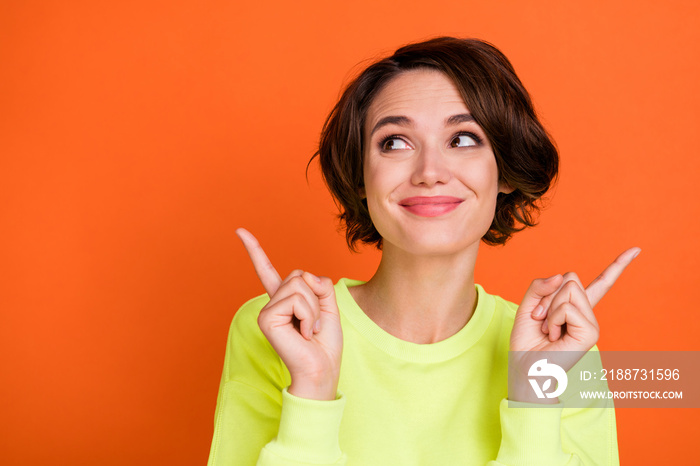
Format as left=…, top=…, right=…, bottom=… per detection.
left=398, top=196, right=464, bottom=217
left=398, top=196, right=464, bottom=206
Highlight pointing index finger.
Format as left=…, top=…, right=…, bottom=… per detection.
left=585, top=247, right=641, bottom=308
left=236, top=228, right=282, bottom=296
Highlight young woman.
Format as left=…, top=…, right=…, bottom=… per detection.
left=208, top=37, right=637, bottom=465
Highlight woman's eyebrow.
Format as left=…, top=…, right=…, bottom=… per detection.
left=445, top=113, right=476, bottom=126
left=369, top=115, right=412, bottom=137
left=369, top=113, right=476, bottom=137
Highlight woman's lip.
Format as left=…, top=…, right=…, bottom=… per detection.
left=400, top=202, right=461, bottom=217
left=398, top=196, right=464, bottom=217
left=398, top=196, right=464, bottom=206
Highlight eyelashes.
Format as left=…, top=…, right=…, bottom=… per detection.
left=378, top=134, right=411, bottom=151
left=377, top=131, right=484, bottom=152
left=452, top=131, right=483, bottom=147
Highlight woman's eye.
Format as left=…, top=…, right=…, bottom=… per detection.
left=381, top=137, right=410, bottom=151
left=450, top=134, right=478, bottom=148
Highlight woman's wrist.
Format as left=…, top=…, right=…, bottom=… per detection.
left=288, top=376, right=339, bottom=401
left=508, top=363, right=561, bottom=404
left=508, top=387, right=560, bottom=404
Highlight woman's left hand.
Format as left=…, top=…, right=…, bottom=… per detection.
left=508, top=247, right=640, bottom=403
left=510, top=247, right=641, bottom=365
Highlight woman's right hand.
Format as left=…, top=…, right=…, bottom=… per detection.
left=236, top=228, right=343, bottom=401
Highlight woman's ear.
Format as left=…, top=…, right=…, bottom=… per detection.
left=498, top=182, right=515, bottom=194
left=359, top=187, right=366, bottom=199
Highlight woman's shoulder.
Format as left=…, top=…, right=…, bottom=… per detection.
left=225, top=292, right=272, bottom=350
left=493, top=293, right=519, bottom=316
left=232, top=292, right=270, bottom=324
left=221, top=292, right=287, bottom=388
left=477, top=284, right=519, bottom=317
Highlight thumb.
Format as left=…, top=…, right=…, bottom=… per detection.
left=302, top=272, right=339, bottom=316
left=517, top=274, right=564, bottom=317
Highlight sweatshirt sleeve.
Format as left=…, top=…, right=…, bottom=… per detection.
left=488, top=349, right=619, bottom=466
left=257, top=388, right=346, bottom=465
left=207, top=295, right=347, bottom=466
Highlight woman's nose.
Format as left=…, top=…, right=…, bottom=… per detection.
left=410, top=145, right=451, bottom=187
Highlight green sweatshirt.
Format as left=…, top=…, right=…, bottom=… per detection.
left=208, top=278, right=619, bottom=465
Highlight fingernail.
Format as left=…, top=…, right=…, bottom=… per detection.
left=308, top=273, right=321, bottom=283
left=533, top=305, right=544, bottom=318
left=313, top=320, right=321, bottom=332
left=633, top=249, right=641, bottom=259
left=544, top=274, right=560, bottom=283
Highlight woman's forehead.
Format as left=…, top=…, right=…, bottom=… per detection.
left=365, top=69, right=470, bottom=133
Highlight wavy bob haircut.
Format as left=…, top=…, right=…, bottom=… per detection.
left=309, top=37, right=558, bottom=251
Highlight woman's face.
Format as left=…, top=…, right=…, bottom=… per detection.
left=362, top=69, right=511, bottom=256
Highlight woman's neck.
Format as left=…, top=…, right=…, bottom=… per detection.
left=349, top=242, right=479, bottom=344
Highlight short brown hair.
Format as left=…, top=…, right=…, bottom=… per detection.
left=308, top=37, right=558, bottom=251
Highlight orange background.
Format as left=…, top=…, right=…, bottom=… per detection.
left=1, top=1, right=698, bottom=464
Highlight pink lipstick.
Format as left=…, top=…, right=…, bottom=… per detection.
left=398, top=196, right=463, bottom=217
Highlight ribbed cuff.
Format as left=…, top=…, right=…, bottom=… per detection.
left=264, top=387, right=346, bottom=464
left=496, top=398, right=572, bottom=466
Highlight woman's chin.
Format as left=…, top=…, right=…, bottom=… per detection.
left=385, top=235, right=482, bottom=258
